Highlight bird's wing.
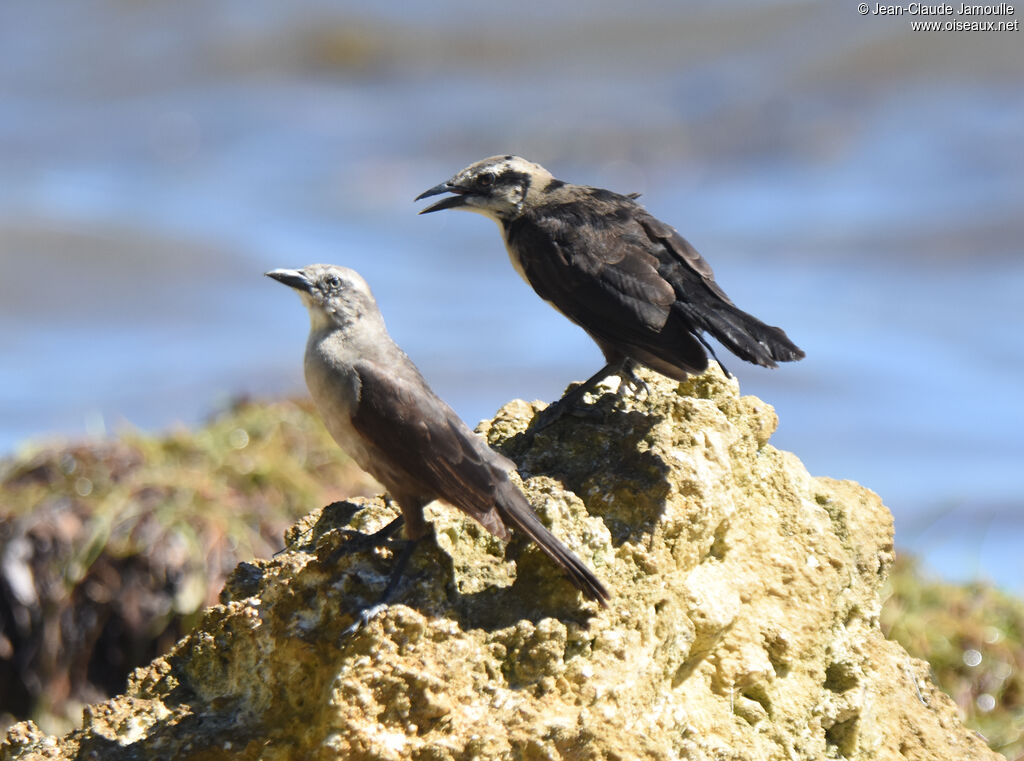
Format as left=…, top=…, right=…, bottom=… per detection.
left=636, top=211, right=734, bottom=304
left=352, top=360, right=609, bottom=605
left=513, top=197, right=677, bottom=339
left=349, top=359, right=511, bottom=540
left=638, top=209, right=806, bottom=367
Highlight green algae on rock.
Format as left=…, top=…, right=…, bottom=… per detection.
left=0, top=397, right=379, bottom=736
left=0, top=367, right=1000, bottom=761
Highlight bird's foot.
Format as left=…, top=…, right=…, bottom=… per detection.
left=326, top=515, right=404, bottom=565
left=618, top=361, right=650, bottom=400
left=527, top=402, right=562, bottom=434
left=566, top=402, right=606, bottom=420
left=339, top=603, right=389, bottom=638
left=528, top=393, right=605, bottom=433
left=337, top=537, right=419, bottom=643
left=522, top=361, right=625, bottom=437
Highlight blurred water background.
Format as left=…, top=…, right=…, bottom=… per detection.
left=1, top=1, right=1021, bottom=591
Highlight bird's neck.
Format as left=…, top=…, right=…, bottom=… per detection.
left=307, top=309, right=391, bottom=358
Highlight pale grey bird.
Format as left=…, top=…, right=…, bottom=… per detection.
left=416, top=155, right=804, bottom=428
left=266, top=264, right=609, bottom=607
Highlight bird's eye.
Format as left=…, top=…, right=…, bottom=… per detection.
left=323, top=273, right=341, bottom=290
left=478, top=172, right=496, bottom=188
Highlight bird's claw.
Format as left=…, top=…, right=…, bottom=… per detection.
left=568, top=404, right=605, bottom=420
left=325, top=516, right=405, bottom=565
left=528, top=393, right=606, bottom=437
left=336, top=537, right=419, bottom=644
left=619, top=366, right=650, bottom=400
left=339, top=602, right=389, bottom=640
left=528, top=402, right=564, bottom=433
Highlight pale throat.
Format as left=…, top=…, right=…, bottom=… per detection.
left=500, top=226, right=531, bottom=286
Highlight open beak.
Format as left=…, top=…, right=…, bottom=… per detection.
left=415, top=182, right=469, bottom=214
left=265, top=268, right=312, bottom=292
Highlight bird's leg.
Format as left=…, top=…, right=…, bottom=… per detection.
left=339, top=537, right=419, bottom=639
left=274, top=502, right=400, bottom=558
left=617, top=358, right=650, bottom=399
left=527, top=360, right=624, bottom=433
left=327, top=514, right=405, bottom=565
left=694, top=333, right=732, bottom=379
left=336, top=503, right=426, bottom=639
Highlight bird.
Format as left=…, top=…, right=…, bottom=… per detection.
left=266, top=264, right=609, bottom=611
left=416, top=155, right=804, bottom=428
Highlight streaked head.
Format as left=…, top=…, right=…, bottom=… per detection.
left=265, top=264, right=380, bottom=330
left=416, top=155, right=555, bottom=222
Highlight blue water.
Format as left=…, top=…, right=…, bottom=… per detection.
left=1, top=1, right=1022, bottom=590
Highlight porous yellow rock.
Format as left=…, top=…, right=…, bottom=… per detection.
left=0, top=367, right=998, bottom=761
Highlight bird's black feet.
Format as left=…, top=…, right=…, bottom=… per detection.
left=527, top=388, right=604, bottom=433
left=525, top=359, right=645, bottom=436
left=326, top=514, right=405, bottom=566
left=329, top=509, right=417, bottom=641
left=523, top=361, right=618, bottom=435
left=617, top=359, right=649, bottom=399
left=339, top=537, right=419, bottom=640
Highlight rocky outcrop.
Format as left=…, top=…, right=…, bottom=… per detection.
left=0, top=367, right=997, bottom=760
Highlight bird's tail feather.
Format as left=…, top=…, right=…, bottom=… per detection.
left=495, top=482, right=610, bottom=606
left=677, top=300, right=804, bottom=369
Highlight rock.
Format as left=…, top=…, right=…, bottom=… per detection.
left=0, top=366, right=998, bottom=761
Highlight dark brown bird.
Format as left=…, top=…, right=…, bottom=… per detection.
left=266, top=264, right=609, bottom=608
left=417, top=156, right=804, bottom=426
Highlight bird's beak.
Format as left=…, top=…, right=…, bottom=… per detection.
left=415, top=181, right=468, bottom=214
left=265, top=268, right=312, bottom=292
